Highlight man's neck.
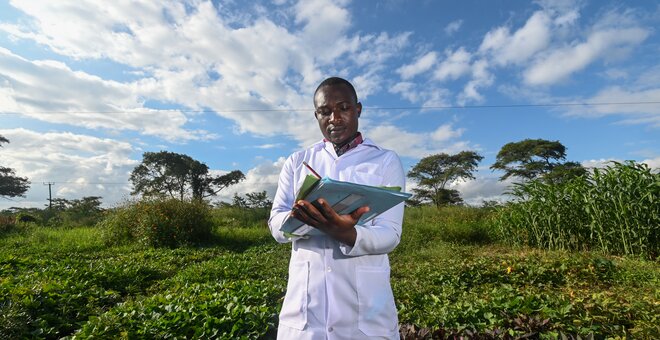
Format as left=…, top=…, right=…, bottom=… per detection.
left=327, top=132, right=363, bottom=157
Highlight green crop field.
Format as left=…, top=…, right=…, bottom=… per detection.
left=1, top=204, right=658, bottom=339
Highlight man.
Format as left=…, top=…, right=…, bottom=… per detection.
left=268, top=77, right=405, bottom=339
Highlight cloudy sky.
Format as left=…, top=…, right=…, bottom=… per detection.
left=0, top=0, right=658, bottom=210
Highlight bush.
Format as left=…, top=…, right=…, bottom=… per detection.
left=16, top=212, right=39, bottom=224
left=0, top=214, right=17, bottom=234
left=99, top=199, right=214, bottom=247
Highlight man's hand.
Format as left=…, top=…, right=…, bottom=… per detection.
left=291, top=199, right=369, bottom=247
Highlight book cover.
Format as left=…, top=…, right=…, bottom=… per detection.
left=280, top=176, right=412, bottom=236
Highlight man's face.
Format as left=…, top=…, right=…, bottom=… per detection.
left=314, top=84, right=362, bottom=145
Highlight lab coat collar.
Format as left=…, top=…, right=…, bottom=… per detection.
left=311, top=137, right=382, bottom=154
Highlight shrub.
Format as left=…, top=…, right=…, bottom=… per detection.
left=16, top=212, right=39, bottom=224
left=99, top=199, right=213, bottom=247
left=0, top=214, right=16, bottom=234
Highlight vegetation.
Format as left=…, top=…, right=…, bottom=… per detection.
left=494, top=161, right=659, bottom=259
left=491, top=139, right=586, bottom=183
left=130, top=151, right=245, bottom=200
left=230, top=191, right=273, bottom=209
left=99, top=198, right=214, bottom=247
left=408, top=151, right=483, bottom=207
left=0, top=135, right=30, bottom=198
left=1, top=196, right=106, bottom=231
left=1, top=201, right=658, bottom=339
left=1, top=149, right=657, bottom=339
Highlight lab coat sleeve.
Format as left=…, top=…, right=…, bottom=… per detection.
left=340, top=152, right=405, bottom=256
left=268, top=154, right=299, bottom=243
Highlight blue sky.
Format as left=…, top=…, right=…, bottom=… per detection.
left=0, top=0, right=658, bottom=209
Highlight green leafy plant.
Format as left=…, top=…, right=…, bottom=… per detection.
left=494, top=161, right=659, bottom=258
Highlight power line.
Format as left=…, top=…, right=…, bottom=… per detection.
left=2, top=101, right=659, bottom=114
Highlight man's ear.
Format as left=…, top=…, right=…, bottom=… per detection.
left=356, top=102, right=362, bottom=117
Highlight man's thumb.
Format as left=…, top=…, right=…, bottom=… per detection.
left=351, top=206, right=370, bottom=220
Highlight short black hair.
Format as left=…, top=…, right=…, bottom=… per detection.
left=314, top=77, right=358, bottom=104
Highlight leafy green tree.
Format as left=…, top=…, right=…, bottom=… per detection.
left=231, top=191, right=272, bottom=209
left=490, top=139, right=586, bottom=183
left=0, top=135, right=30, bottom=198
left=231, top=193, right=249, bottom=208
left=45, top=196, right=105, bottom=226
left=408, top=151, right=483, bottom=207
left=130, top=151, right=244, bottom=200
left=245, top=191, right=272, bottom=209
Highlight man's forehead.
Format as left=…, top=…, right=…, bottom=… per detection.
left=314, top=84, right=356, bottom=103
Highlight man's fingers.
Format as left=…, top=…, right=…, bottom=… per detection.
left=297, top=200, right=327, bottom=225
left=350, top=205, right=370, bottom=221
left=292, top=203, right=317, bottom=224
left=316, top=199, right=338, bottom=219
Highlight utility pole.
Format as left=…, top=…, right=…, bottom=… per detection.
left=43, top=182, right=55, bottom=209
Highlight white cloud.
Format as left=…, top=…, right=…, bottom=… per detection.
left=444, top=19, right=463, bottom=35
left=388, top=81, right=451, bottom=107
left=389, top=82, right=419, bottom=103
left=397, top=51, right=437, bottom=80
left=524, top=27, right=650, bottom=85
left=0, top=48, right=214, bottom=141
left=602, top=68, right=629, bottom=80
left=433, top=47, right=472, bottom=82
left=0, top=128, right=137, bottom=210
left=294, top=0, right=353, bottom=64
left=479, top=11, right=552, bottom=66
left=366, top=123, right=470, bottom=159
left=582, top=157, right=660, bottom=171
left=216, top=157, right=285, bottom=203
left=563, top=86, right=660, bottom=127
left=451, top=175, right=513, bottom=205
left=253, top=143, right=284, bottom=149
left=0, top=1, right=413, bottom=149
left=643, top=157, right=660, bottom=170
left=458, top=59, right=493, bottom=104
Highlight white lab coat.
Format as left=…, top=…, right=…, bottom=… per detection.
left=268, top=138, right=405, bottom=340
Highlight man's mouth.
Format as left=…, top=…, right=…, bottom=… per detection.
left=329, top=126, right=345, bottom=134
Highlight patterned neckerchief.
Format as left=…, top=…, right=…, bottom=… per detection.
left=325, top=132, right=363, bottom=157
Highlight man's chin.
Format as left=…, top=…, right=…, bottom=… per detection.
left=328, top=136, right=348, bottom=145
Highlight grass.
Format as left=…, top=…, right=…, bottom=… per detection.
left=0, top=206, right=658, bottom=339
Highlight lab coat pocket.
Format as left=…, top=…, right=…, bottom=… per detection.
left=279, top=261, right=309, bottom=330
left=356, top=265, right=398, bottom=336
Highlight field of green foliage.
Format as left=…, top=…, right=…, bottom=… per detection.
left=1, top=201, right=658, bottom=339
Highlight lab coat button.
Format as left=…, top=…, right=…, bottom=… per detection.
left=328, top=327, right=334, bottom=332
left=326, top=266, right=332, bottom=272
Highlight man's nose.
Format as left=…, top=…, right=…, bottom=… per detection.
left=329, top=110, right=341, bottom=123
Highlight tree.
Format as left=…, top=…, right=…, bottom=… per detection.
left=44, top=196, right=105, bottom=226
left=490, top=139, right=586, bottom=183
left=130, top=151, right=244, bottom=200
left=245, top=191, right=272, bottom=209
left=231, top=191, right=272, bottom=209
left=407, top=151, right=483, bottom=207
left=0, top=135, right=30, bottom=199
